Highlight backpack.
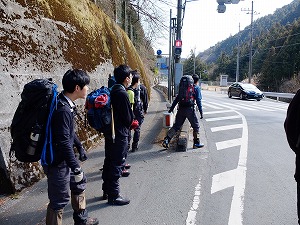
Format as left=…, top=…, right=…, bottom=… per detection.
left=10, top=79, right=58, bottom=164
left=284, top=89, right=300, bottom=153
left=128, top=85, right=142, bottom=112
left=85, top=86, right=112, bottom=133
left=108, top=75, right=116, bottom=88
left=178, top=75, right=195, bottom=107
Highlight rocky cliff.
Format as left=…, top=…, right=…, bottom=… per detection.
left=0, top=0, right=151, bottom=193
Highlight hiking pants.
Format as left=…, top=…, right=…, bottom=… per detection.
left=173, top=106, right=199, bottom=133
left=43, top=162, right=88, bottom=224
left=128, top=114, right=144, bottom=147
left=133, top=114, right=144, bottom=144
left=102, top=133, right=128, bottom=198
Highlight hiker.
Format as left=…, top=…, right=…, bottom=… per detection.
left=162, top=74, right=204, bottom=149
left=101, top=64, right=136, bottom=205
left=43, top=69, right=98, bottom=225
left=127, top=70, right=149, bottom=152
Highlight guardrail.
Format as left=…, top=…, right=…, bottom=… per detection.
left=263, top=92, right=295, bottom=101
left=157, top=82, right=296, bottom=101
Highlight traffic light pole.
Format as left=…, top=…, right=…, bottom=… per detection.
left=176, top=0, right=182, bottom=41
left=168, top=9, right=172, bottom=101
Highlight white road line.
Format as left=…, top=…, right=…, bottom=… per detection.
left=206, top=115, right=241, bottom=122
left=186, top=177, right=202, bottom=225
left=202, top=102, right=223, bottom=109
left=211, top=124, right=243, bottom=132
left=204, top=110, right=234, bottom=115
left=222, top=102, right=257, bottom=110
left=216, top=138, right=242, bottom=150
left=237, top=103, right=275, bottom=111
left=211, top=110, right=248, bottom=225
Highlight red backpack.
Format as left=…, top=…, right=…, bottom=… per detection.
left=178, top=75, right=195, bottom=107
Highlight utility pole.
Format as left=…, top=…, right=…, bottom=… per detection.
left=193, top=47, right=196, bottom=75
left=241, top=1, right=258, bottom=83
left=248, top=0, right=253, bottom=84
left=236, top=22, right=240, bottom=82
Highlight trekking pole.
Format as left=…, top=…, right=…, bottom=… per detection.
left=111, top=106, right=115, bottom=143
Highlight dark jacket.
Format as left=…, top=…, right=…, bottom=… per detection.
left=51, top=93, right=80, bottom=171
left=140, top=84, right=148, bottom=113
left=111, top=84, right=134, bottom=137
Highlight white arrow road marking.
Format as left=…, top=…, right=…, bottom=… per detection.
left=211, top=110, right=248, bottom=225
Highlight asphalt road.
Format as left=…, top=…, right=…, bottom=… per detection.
left=0, top=88, right=298, bottom=225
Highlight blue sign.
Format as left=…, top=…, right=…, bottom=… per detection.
left=157, top=49, right=162, bottom=55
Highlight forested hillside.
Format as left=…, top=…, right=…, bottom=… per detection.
left=198, top=0, right=300, bottom=92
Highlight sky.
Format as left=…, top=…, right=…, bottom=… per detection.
left=154, top=0, right=295, bottom=58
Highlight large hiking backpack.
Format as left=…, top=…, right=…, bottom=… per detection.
left=178, top=75, right=195, bottom=107
left=284, top=89, right=300, bottom=153
left=10, top=79, right=58, bottom=164
left=85, top=86, right=112, bottom=133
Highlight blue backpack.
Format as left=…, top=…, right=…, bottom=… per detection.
left=85, top=86, right=112, bottom=133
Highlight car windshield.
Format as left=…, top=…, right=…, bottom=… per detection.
left=240, top=83, right=259, bottom=91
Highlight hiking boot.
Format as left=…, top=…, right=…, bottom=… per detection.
left=75, top=217, right=99, bottom=225
left=121, top=169, right=130, bottom=177
left=102, top=191, right=108, bottom=200
left=193, top=138, right=204, bottom=149
left=162, top=137, right=169, bottom=149
left=131, top=146, right=138, bottom=152
left=108, top=195, right=130, bottom=205
left=193, top=143, right=204, bottom=149
left=131, top=142, right=138, bottom=152
left=124, top=163, right=131, bottom=169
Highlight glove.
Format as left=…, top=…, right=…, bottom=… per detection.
left=200, top=111, right=203, bottom=119
left=130, top=119, right=139, bottom=130
left=73, top=167, right=84, bottom=183
left=79, top=150, right=88, bottom=162
left=78, top=148, right=87, bottom=162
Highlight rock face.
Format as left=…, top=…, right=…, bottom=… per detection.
left=0, top=0, right=149, bottom=193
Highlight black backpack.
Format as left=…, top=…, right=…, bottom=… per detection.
left=10, top=79, right=58, bottom=164
left=85, top=86, right=112, bottom=133
left=284, top=89, right=300, bottom=153
left=178, top=75, right=195, bottom=107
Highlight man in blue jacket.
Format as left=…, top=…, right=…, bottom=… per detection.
left=162, top=74, right=204, bottom=149
left=43, top=69, right=98, bottom=225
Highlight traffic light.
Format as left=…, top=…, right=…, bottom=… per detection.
left=174, top=39, right=182, bottom=56
left=217, top=0, right=242, bottom=13
left=217, top=0, right=226, bottom=13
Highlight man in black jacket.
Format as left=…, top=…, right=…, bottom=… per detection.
left=102, top=65, right=134, bottom=205
left=43, top=69, right=98, bottom=225
left=127, top=71, right=148, bottom=152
